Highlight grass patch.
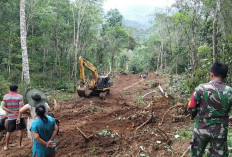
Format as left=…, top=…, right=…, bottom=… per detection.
left=227, top=128, right=232, bottom=155
left=49, top=90, right=75, bottom=100
left=176, top=128, right=193, bottom=140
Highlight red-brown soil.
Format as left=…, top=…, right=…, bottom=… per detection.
left=0, top=73, right=191, bottom=157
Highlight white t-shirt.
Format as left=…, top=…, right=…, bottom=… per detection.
left=0, top=108, right=6, bottom=119
left=25, top=103, right=50, bottom=138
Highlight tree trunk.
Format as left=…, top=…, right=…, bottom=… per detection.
left=191, top=3, right=198, bottom=71
left=213, top=0, right=221, bottom=63
left=20, top=0, right=30, bottom=84
left=157, top=47, right=160, bottom=70
left=161, top=38, right=167, bottom=68
left=43, top=47, right=47, bottom=76
left=73, top=1, right=84, bottom=91
left=72, top=6, right=76, bottom=46
left=8, top=27, right=12, bottom=74
left=160, top=41, right=164, bottom=70
left=54, top=28, right=58, bottom=71
left=222, top=43, right=225, bottom=62
left=70, top=6, right=76, bottom=82
left=111, top=50, right=115, bottom=70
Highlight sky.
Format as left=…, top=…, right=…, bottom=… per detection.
left=103, top=0, right=175, bottom=27
left=103, top=0, right=175, bottom=11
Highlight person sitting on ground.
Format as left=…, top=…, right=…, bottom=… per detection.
left=0, top=103, right=7, bottom=131
left=17, top=88, right=50, bottom=144
left=30, top=103, right=58, bottom=157
left=2, top=84, right=26, bottom=150
left=188, top=62, right=232, bottom=156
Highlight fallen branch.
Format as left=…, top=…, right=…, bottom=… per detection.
left=159, top=104, right=184, bottom=126
left=156, top=127, right=169, bottom=141
left=158, top=85, right=168, bottom=98
left=180, top=145, right=191, bottom=157
left=136, top=99, right=155, bottom=130
left=76, top=127, right=91, bottom=141
left=123, top=79, right=144, bottom=91
left=142, top=90, right=156, bottom=99
left=185, top=114, right=190, bottom=118
left=136, top=116, right=152, bottom=130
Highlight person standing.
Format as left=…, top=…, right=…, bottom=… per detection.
left=0, top=104, right=7, bottom=131
left=30, top=103, right=58, bottom=157
left=188, top=62, right=232, bottom=156
left=0, top=101, right=8, bottom=130
left=17, top=88, right=50, bottom=143
left=2, top=84, right=26, bottom=150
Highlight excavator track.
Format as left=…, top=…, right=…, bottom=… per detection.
left=99, top=90, right=110, bottom=100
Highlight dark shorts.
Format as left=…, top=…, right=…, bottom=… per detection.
left=0, top=118, right=6, bottom=131
left=7, top=118, right=26, bottom=132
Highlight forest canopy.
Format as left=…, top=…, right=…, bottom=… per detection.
left=0, top=0, right=232, bottom=93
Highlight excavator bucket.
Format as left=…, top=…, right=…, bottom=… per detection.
left=77, top=86, right=87, bottom=97
left=77, top=86, right=91, bottom=98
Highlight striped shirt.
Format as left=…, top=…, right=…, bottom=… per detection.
left=2, top=91, right=24, bottom=120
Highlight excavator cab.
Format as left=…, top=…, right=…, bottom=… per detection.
left=77, top=56, right=113, bottom=99
left=97, top=76, right=113, bottom=89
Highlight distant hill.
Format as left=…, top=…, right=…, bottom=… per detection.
left=120, top=5, right=155, bottom=29
left=123, top=19, right=147, bottom=29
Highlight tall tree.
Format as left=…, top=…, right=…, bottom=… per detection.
left=73, top=0, right=85, bottom=91
left=212, top=0, right=221, bottom=63
left=104, top=9, right=129, bottom=69
left=20, top=0, right=30, bottom=84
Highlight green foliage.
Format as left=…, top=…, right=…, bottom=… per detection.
left=177, top=129, right=193, bottom=140
left=0, top=76, right=10, bottom=98
left=128, top=58, right=144, bottom=74
left=1, top=0, right=232, bottom=97
left=49, top=91, right=75, bottom=100
left=228, top=129, right=232, bottom=154
left=128, top=46, right=152, bottom=74
left=184, top=59, right=211, bottom=93
left=91, top=146, right=96, bottom=152
left=139, top=154, right=149, bottom=157
left=0, top=0, right=139, bottom=91
left=184, top=69, right=209, bottom=93
left=106, top=9, right=123, bottom=27
left=172, top=12, right=191, bottom=25
left=198, top=45, right=210, bottom=58
left=98, top=127, right=119, bottom=138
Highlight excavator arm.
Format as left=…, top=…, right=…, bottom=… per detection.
left=79, top=56, right=98, bottom=89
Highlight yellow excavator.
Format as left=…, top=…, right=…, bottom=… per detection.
left=77, top=56, right=113, bottom=99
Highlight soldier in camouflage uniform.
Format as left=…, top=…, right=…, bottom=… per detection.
left=188, top=62, right=232, bottom=157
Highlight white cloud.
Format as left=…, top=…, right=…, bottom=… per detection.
left=103, top=0, right=175, bottom=11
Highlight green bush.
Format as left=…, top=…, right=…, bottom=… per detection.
left=184, top=60, right=211, bottom=93
left=129, top=60, right=143, bottom=74
left=0, top=76, right=10, bottom=98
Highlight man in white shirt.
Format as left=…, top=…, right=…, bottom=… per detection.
left=0, top=104, right=7, bottom=131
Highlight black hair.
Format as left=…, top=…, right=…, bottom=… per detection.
left=35, top=103, right=48, bottom=123
left=10, top=84, right=18, bottom=92
left=210, top=62, right=228, bottom=79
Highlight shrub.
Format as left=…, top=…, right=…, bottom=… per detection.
left=0, top=76, right=10, bottom=98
